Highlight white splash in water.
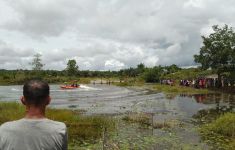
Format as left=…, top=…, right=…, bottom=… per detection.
left=11, top=88, right=22, bottom=92
left=79, top=84, right=101, bottom=91
left=50, top=84, right=101, bottom=92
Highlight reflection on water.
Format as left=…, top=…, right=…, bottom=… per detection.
left=180, top=93, right=235, bottom=107
left=178, top=93, right=235, bottom=125
left=180, top=93, right=234, bottom=111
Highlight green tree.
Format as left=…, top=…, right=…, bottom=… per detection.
left=30, top=53, right=44, bottom=71
left=143, top=66, right=163, bottom=83
left=66, top=59, right=79, bottom=76
left=165, top=64, right=181, bottom=74
left=136, top=63, right=145, bottom=75
left=194, top=25, right=235, bottom=85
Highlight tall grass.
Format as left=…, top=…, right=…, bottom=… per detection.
left=0, top=102, right=25, bottom=123
left=200, top=113, right=235, bottom=149
left=0, top=102, right=116, bottom=149
left=122, top=113, right=151, bottom=126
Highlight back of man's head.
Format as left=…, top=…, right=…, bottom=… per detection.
left=23, top=79, right=50, bottom=106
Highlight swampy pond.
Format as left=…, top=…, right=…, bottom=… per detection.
left=0, top=84, right=234, bottom=149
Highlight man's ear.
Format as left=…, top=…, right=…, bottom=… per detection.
left=21, top=96, right=26, bottom=105
left=46, top=96, right=51, bottom=105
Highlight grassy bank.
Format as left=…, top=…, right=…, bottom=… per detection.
left=153, top=84, right=211, bottom=95
left=199, top=113, right=235, bottom=150
left=114, top=80, right=212, bottom=95
left=113, top=80, right=145, bottom=87
left=0, top=102, right=116, bottom=149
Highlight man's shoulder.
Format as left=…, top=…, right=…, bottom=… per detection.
left=0, top=119, right=67, bottom=150
left=45, top=119, right=67, bottom=129
left=0, top=120, right=21, bottom=130
left=0, top=119, right=66, bottom=131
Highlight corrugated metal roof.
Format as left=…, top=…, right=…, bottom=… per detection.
left=205, top=74, right=218, bottom=78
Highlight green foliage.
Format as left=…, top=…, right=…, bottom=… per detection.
left=0, top=102, right=25, bottom=123
left=114, top=82, right=131, bottom=87
left=30, top=53, right=44, bottom=71
left=164, top=68, right=213, bottom=80
left=0, top=62, right=183, bottom=85
left=200, top=113, right=235, bottom=150
left=2, top=75, right=10, bottom=80
left=142, top=66, right=163, bottom=83
left=66, top=59, right=79, bottom=76
left=201, top=113, right=235, bottom=137
left=153, top=84, right=210, bottom=94
left=136, top=63, right=146, bottom=75
left=122, top=113, right=151, bottom=126
left=164, top=64, right=181, bottom=74
left=194, top=25, right=235, bottom=73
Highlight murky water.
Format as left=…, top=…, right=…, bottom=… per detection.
left=1, top=84, right=234, bottom=115
left=0, top=84, right=234, bottom=149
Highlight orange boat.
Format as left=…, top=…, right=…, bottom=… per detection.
left=60, top=80, right=80, bottom=89
left=60, top=85, right=80, bottom=89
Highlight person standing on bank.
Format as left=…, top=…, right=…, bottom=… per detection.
left=0, top=79, right=68, bottom=150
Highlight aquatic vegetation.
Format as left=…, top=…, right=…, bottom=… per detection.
left=200, top=113, right=235, bottom=150
left=0, top=102, right=116, bottom=149
left=122, top=113, right=151, bottom=126
left=192, top=106, right=233, bottom=125
left=122, top=113, right=184, bottom=130
left=105, top=123, right=206, bottom=150
left=153, top=119, right=184, bottom=129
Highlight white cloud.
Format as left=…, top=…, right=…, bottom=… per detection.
left=143, top=56, right=159, bottom=67
left=0, top=0, right=235, bottom=70
left=200, top=18, right=230, bottom=36
left=184, top=0, right=205, bottom=8
left=105, top=59, right=125, bottom=71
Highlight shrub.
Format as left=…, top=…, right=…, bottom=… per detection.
left=200, top=113, right=235, bottom=149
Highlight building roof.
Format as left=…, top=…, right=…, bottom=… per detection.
left=205, top=74, right=218, bottom=79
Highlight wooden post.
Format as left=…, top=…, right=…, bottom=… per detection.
left=233, top=121, right=234, bottom=138
left=151, top=113, right=154, bottom=135
left=102, top=127, right=107, bottom=150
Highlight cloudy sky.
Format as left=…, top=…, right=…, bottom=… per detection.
left=0, top=0, right=235, bottom=70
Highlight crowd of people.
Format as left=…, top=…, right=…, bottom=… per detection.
left=160, top=79, right=175, bottom=86
left=180, top=78, right=220, bottom=88
left=162, top=77, right=234, bottom=89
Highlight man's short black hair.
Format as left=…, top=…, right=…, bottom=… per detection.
left=23, top=79, right=50, bottom=105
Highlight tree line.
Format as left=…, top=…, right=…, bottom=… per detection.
left=0, top=62, right=181, bottom=84
left=194, top=24, right=235, bottom=87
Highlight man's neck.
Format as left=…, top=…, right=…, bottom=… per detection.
left=25, top=105, right=46, bottom=119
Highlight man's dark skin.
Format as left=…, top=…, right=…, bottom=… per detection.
left=21, top=94, right=51, bottom=119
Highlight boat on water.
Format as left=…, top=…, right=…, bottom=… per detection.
left=60, top=81, right=80, bottom=89
left=60, top=85, right=80, bottom=89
